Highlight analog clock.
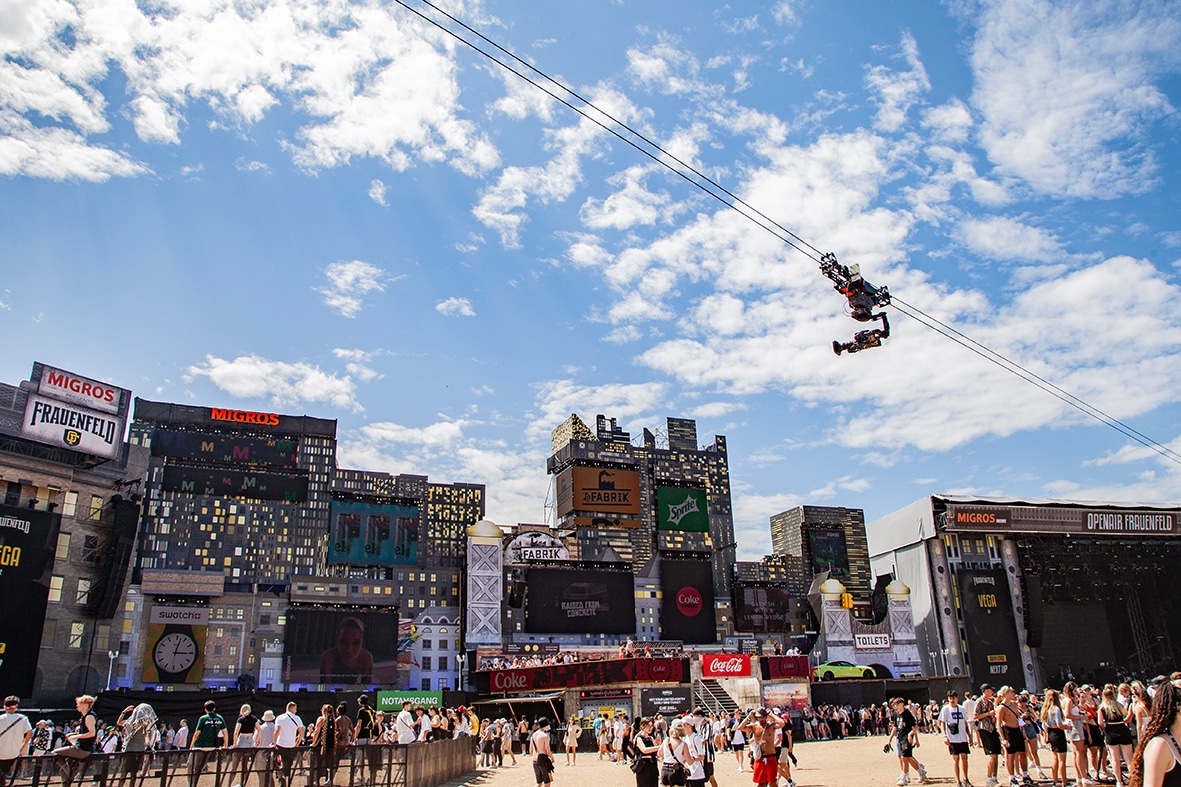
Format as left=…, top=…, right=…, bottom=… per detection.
left=153, top=631, right=198, bottom=676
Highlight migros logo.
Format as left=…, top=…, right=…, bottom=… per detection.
left=210, top=408, right=280, bottom=427
left=44, top=370, right=118, bottom=404
left=956, top=511, right=997, bottom=524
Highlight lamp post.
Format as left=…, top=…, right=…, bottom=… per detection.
left=106, top=650, right=117, bottom=691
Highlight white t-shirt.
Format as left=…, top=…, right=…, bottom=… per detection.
left=0, top=712, right=32, bottom=760
left=685, top=733, right=707, bottom=781
left=395, top=710, right=417, bottom=744
left=962, top=699, right=978, bottom=729
left=939, top=703, right=970, bottom=744
left=174, top=725, right=189, bottom=749
left=274, top=712, right=303, bottom=747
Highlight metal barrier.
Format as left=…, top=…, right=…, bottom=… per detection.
left=3, top=741, right=475, bottom=787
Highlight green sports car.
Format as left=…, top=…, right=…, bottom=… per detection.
left=816, top=660, right=876, bottom=680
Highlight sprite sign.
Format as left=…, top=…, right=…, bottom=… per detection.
left=656, top=487, right=709, bottom=532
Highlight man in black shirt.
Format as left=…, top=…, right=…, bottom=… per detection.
left=353, top=696, right=380, bottom=785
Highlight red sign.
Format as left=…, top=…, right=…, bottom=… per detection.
left=700, top=653, right=751, bottom=677
left=210, top=408, right=281, bottom=427
left=479, top=657, right=688, bottom=693
left=676, top=586, right=703, bottom=617
left=760, top=655, right=812, bottom=681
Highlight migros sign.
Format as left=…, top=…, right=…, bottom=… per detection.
left=209, top=408, right=281, bottom=427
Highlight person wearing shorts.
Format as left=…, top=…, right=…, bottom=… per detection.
left=975, top=686, right=1003, bottom=787
left=940, top=691, right=972, bottom=787
left=531, top=719, right=554, bottom=787
left=890, top=698, right=928, bottom=786
left=1042, top=689, right=1070, bottom=787
left=737, top=710, right=784, bottom=787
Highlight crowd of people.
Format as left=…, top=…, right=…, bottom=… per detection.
left=0, top=693, right=487, bottom=787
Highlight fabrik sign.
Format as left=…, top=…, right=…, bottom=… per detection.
left=700, top=653, right=752, bottom=678
left=505, top=532, right=570, bottom=565
left=555, top=466, right=642, bottom=517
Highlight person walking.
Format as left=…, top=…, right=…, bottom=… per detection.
left=530, top=719, right=555, bottom=787
left=737, top=709, right=787, bottom=787
left=888, top=697, right=929, bottom=786
left=501, top=718, right=518, bottom=766
left=940, top=691, right=972, bottom=787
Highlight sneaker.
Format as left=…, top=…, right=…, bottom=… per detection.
left=897, top=774, right=910, bottom=786
left=787, top=780, right=796, bottom=787
left=986, top=779, right=999, bottom=787
left=1023, top=775, right=1035, bottom=786
left=964, top=780, right=974, bottom=787
left=1011, top=777, right=1021, bottom=787
left=918, top=764, right=928, bottom=781
left=1036, top=768, right=1048, bottom=780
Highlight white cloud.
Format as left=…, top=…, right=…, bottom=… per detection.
left=2, top=0, right=502, bottom=181
left=955, top=215, right=1065, bottom=262
left=529, top=379, right=668, bottom=443
left=318, top=261, right=389, bottom=318
left=969, top=0, right=1181, bottom=197
left=368, top=179, right=389, bottom=206
left=233, top=158, right=270, bottom=174
left=331, top=348, right=384, bottom=382
left=187, top=354, right=362, bottom=412
left=865, top=32, right=931, bottom=133
left=436, top=297, right=476, bottom=317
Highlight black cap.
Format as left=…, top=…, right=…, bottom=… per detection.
left=537, top=717, right=550, bottom=729
left=980, top=683, right=994, bottom=692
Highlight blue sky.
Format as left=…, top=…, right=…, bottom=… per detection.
left=3, top=0, right=1181, bottom=559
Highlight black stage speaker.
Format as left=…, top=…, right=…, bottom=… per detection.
left=91, top=495, right=142, bottom=619
left=1022, top=573, right=1045, bottom=649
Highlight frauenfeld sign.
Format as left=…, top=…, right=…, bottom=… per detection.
left=700, top=653, right=752, bottom=678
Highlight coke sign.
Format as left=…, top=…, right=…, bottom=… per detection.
left=701, top=653, right=751, bottom=678
left=676, top=587, right=703, bottom=617
left=489, top=670, right=534, bottom=692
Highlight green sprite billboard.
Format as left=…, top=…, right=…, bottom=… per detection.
left=656, top=487, right=709, bottom=532
left=377, top=690, right=444, bottom=710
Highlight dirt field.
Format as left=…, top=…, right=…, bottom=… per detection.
left=435, top=731, right=1042, bottom=787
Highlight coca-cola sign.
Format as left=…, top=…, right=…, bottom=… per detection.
left=489, top=670, right=534, bottom=692
left=676, top=587, right=703, bottom=617
left=700, top=653, right=752, bottom=678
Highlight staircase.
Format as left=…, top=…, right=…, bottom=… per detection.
left=695, top=678, right=740, bottom=716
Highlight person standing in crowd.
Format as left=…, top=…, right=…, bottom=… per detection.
left=614, top=713, right=630, bottom=765
left=189, top=700, right=229, bottom=787
left=693, top=708, right=719, bottom=787
left=770, top=709, right=794, bottom=787
left=31, top=719, right=54, bottom=758
left=738, top=709, right=786, bottom=787
left=964, top=695, right=980, bottom=749
left=353, top=695, right=380, bottom=786
left=595, top=713, right=609, bottom=760
left=1042, top=689, right=1071, bottom=787
left=229, top=704, right=259, bottom=787
left=254, top=711, right=276, bottom=787
left=332, top=702, right=352, bottom=782
left=683, top=717, right=707, bottom=787
left=995, top=686, right=1029, bottom=787
left=308, top=704, right=336, bottom=787
left=0, top=696, right=32, bottom=787
left=889, top=697, right=928, bottom=786
left=272, top=702, right=304, bottom=787
left=1101, top=685, right=1136, bottom=787
left=563, top=716, right=582, bottom=766
left=501, top=717, right=518, bottom=766
left=940, top=691, right=972, bottom=787
left=1129, top=681, right=1181, bottom=787
left=631, top=718, right=660, bottom=787
left=172, top=719, right=188, bottom=751
left=730, top=709, right=747, bottom=773
left=1019, top=693, right=1047, bottom=781
left=1133, top=683, right=1154, bottom=742
left=115, top=704, right=158, bottom=787
left=531, top=719, right=554, bottom=787
left=975, top=686, right=1003, bottom=787
left=1083, top=687, right=1106, bottom=784
left=660, top=719, right=690, bottom=787
left=395, top=701, right=416, bottom=746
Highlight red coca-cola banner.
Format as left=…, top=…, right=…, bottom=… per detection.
left=760, top=655, right=812, bottom=681
left=478, top=657, right=688, bottom=694
left=700, top=653, right=752, bottom=678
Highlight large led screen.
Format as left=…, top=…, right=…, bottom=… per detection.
left=525, top=567, right=636, bottom=634
left=0, top=504, right=61, bottom=696
left=660, top=559, right=716, bottom=644
left=555, top=467, right=641, bottom=518
left=957, top=568, right=1025, bottom=689
left=327, top=500, right=419, bottom=566
left=160, top=465, right=308, bottom=502
left=808, top=528, right=850, bottom=578
left=656, top=487, right=709, bottom=532
left=151, top=429, right=300, bottom=468
left=735, top=584, right=793, bottom=633
left=283, top=608, right=401, bottom=687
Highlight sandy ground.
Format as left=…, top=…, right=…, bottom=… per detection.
left=432, top=731, right=1077, bottom=787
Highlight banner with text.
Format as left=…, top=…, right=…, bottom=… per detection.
left=700, top=653, right=752, bottom=678
left=660, top=559, right=716, bottom=644
left=656, top=487, right=709, bottom=532
left=0, top=503, right=61, bottom=696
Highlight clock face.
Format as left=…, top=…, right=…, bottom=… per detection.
left=154, top=632, right=198, bottom=673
